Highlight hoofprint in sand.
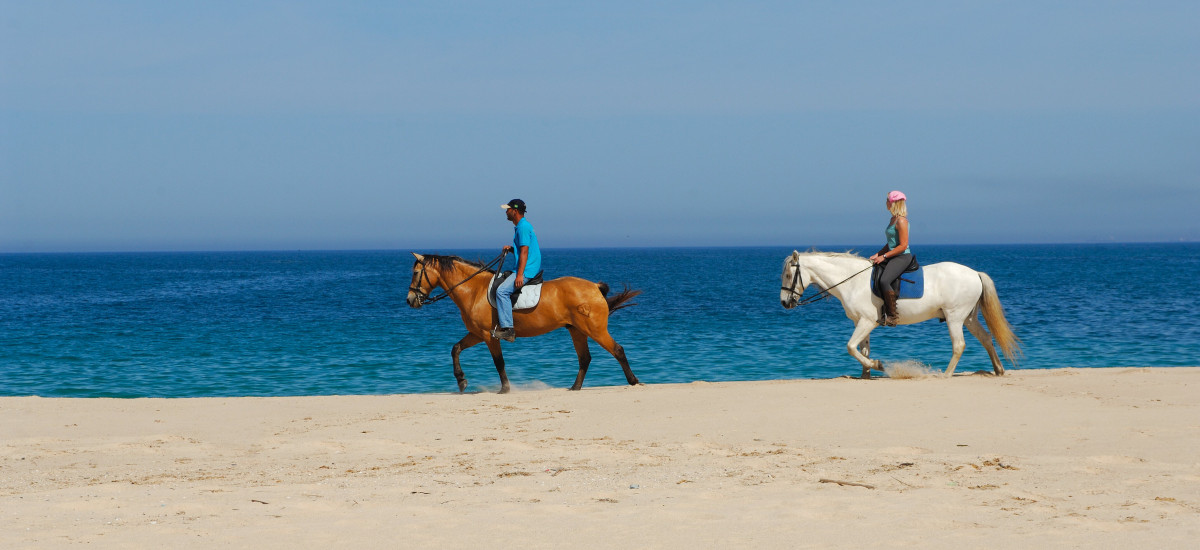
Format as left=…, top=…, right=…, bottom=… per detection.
left=2, top=367, right=1198, bottom=548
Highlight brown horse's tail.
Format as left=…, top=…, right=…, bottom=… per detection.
left=598, top=282, right=641, bottom=314
left=978, top=272, right=1022, bottom=368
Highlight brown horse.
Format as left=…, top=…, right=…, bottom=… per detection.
left=407, top=253, right=642, bottom=394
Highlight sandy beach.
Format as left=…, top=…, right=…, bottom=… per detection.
left=2, top=367, right=1198, bottom=548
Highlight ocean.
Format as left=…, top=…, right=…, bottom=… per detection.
left=2, top=244, right=1197, bottom=397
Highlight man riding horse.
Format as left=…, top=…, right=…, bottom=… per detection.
left=406, top=199, right=640, bottom=393
left=493, top=199, right=541, bottom=342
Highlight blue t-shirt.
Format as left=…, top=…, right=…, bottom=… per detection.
left=512, top=218, right=542, bottom=278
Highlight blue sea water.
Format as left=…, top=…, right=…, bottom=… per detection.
left=2, top=244, right=1198, bottom=397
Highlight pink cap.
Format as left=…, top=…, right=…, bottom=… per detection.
left=887, top=190, right=906, bottom=203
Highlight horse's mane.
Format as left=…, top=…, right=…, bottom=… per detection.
left=424, top=254, right=493, bottom=274
left=799, top=249, right=868, bottom=261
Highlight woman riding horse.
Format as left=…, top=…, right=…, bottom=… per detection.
left=779, top=250, right=1021, bottom=378
left=869, top=190, right=915, bottom=327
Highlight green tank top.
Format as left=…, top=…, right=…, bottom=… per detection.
left=886, top=218, right=911, bottom=254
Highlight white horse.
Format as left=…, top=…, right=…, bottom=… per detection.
left=779, top=250, right=1021, bottom=378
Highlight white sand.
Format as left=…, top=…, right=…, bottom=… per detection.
left=3, top=367, right=1198, bottom=548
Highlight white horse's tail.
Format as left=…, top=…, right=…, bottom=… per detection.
left=978, top=272, right=1022, bottom=367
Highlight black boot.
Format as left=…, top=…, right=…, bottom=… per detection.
left=881, top=289, right=899, bottom=327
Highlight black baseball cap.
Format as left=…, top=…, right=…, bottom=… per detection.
left=501, top=199, right=527, bottom=214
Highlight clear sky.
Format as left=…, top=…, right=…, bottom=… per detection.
left=2, top=1, right=1197, bottom=252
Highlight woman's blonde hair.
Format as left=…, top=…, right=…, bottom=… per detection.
left=888, top=199, right=907, bottom=218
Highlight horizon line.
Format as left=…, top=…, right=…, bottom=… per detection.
left=2, top=240, right=1197, bottom=256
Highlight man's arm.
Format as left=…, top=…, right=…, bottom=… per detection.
left=515, top=246, right=529, bottom=288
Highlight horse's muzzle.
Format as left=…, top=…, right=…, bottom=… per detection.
left=780, top=292, right=798, bottom=309
left=406, top=292, right=424, bottom=308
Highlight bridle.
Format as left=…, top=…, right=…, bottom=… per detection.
left=782, top=257, right=874, bottom=307
left=781, top=258, right=807, bottom=304
left=410, top=250, right=508, bottom=307
left=408, top=261, right=437, bottom=305
left=409, top=251, right=507, bottom=306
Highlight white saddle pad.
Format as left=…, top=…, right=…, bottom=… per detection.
left=487, top=272, right=542, bottom=310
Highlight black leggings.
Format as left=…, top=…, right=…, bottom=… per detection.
left=875, top=253, right=914, bottom=294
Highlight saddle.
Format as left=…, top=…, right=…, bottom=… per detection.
left=487, top=270, right=544, bottom=311
left=870, top=257, right=924, bottom=299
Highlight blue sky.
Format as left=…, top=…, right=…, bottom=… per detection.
left=2, top=1, right=1197, bottom=252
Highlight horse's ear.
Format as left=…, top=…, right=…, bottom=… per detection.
left=412, top=252, right=424, bottom=261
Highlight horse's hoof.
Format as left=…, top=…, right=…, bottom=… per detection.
left=568, top=385, right=582, bottom=391
left=457, top=381, right=468, bottom=392
left=498, top=386, right=511, bottom=394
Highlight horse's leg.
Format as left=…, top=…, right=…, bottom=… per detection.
left=964, top=312, right=1003, bottom=376
left=847, top=319, right=879, bottom=379
left=566, top=327, right=592, bottom=391
left=945, top=319, right=967, bottom=376
left=451, top=333, right=483, bottom=392
left=588, top=329, right=639, bottom=386
left=484, top=339, right=511, bottom=394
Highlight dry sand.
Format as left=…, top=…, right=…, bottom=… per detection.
left=2, top=367, right=1198, bottom=548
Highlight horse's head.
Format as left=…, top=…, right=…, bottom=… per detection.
left=408, top=253, right=441, bottom=308
left=780, top=250, right=807, bottom=309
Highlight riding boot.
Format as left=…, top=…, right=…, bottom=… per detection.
left=881, top=289, right=899, bottom=327
left=492, top=327, right=516, bottom=342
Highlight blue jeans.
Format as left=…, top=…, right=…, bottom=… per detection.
left=495, top=275, right=517, bottom=329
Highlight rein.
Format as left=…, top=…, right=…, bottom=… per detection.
left=783, top=260, right=874, bottom=306
left=410, top=251, right=508, bottom=306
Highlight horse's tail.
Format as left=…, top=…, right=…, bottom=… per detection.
left=598, top=282, right=641, bottom=314
left=978, top=272, right=1022, bottom=368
